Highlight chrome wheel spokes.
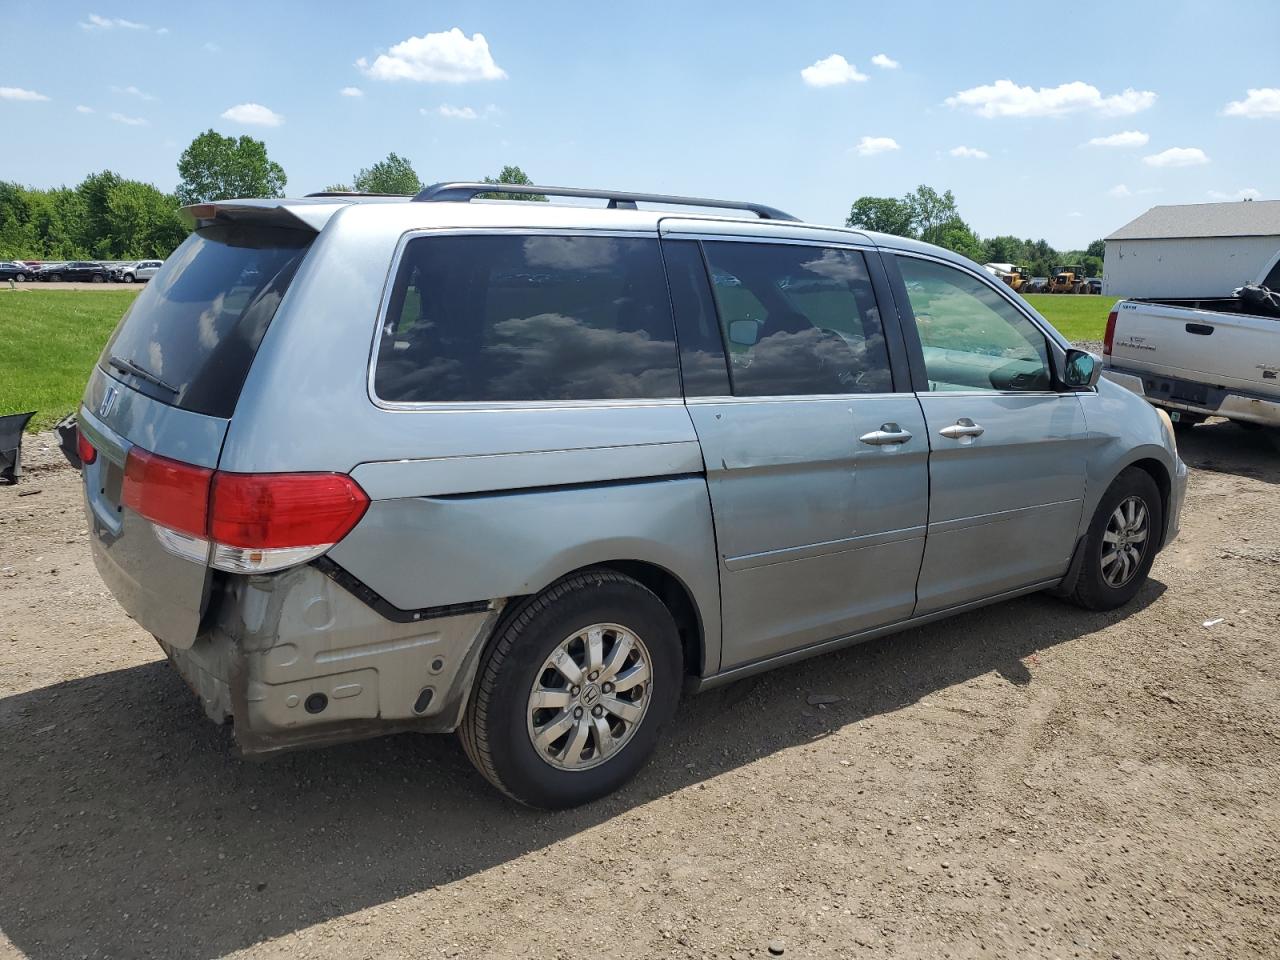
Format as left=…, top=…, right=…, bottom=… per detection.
left=527, top=622, right=653, bottom=771
left=1101, top=495, right=1150, bottom=588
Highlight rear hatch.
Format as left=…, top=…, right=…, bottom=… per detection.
left=1109, top=302, right=1280, bottom=399
left=79, top=220, right=314, bottom=647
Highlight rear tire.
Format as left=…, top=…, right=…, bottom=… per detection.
left=460, top=569, right=682, bottom=808
left=1067, top=468, right=1163, bottom=611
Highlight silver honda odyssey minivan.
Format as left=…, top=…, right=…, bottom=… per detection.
left=74, top=182, right=1187, bottom=807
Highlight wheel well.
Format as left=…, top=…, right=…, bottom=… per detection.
left=1125, top=458, right=1171, bottom=548
left=594, top=560, right=705, bottom=678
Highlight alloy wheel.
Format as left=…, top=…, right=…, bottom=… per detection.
left=526, top=622, right=653, bottom=771
left=1101, top=495, right=1149, bottom=588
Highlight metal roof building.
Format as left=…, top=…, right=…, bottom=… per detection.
left=1103, top=200, right=1280, bottom=299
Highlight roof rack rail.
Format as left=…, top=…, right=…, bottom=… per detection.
left=303, top=191, right=412, bottom=198
left=412, top=182, right=800, bottom=222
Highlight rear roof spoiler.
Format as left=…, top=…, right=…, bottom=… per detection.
left=179, top=198, right=356, bottom=232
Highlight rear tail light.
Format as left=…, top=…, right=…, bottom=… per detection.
left=122, top=446, right=368, bottom=573
left=1103, top=310, right=1118, bottom=356
left=76, top=428, right=97, bottom=466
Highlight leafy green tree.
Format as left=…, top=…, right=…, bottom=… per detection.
left=845, top=196, right=914, bottom=236
left=352, top=153, right=422, bottom=195
left=480, top=165, right=547, bottom=201
left=935, top=218, right=986, bottom=263
left=105, top=181, right=188, bottom=258
left=176, top=129, right=287, bottom=204
left=904, top=185, right=960, bottom=246
left=1086, top=238, right=1106, bottom=260
left=0, top=183, right=39, bottom=258
left=78, top=171, right=125, bottom=256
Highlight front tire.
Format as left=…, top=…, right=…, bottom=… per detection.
left=124, top=273, right=135, bottom=283
left=460, top=569, right=682, bottom=808
left=1067, top=468, right=1163, bottom=611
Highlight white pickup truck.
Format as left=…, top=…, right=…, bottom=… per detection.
left=1102, top=257, right=1280, bottom=433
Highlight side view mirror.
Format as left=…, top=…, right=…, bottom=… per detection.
left=1063, top=348, right=1101, bottom=389
left=727, top=319, right=760, bottom=347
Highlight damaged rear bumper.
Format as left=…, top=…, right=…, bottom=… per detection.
left=160, top=563, right=504, bottom=757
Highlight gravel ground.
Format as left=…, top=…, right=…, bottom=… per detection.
left=1, top=422, right=1278, bottom=960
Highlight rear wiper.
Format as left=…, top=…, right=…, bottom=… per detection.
left=108, top=355, right=178, bottom=395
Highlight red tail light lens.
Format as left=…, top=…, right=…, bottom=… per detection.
left=76, top=428, right=97, bottom=466
left=1103, top=310, right=1118, bottom=356
left=209, top=472, right=369, bottom=549
left=122, top=447, right=213, bottom=538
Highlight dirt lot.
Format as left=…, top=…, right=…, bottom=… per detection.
left=1, top=424, right=1278, bottom=960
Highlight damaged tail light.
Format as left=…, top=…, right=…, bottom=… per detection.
left=122, top=446, right=369, bottom=573
left=1103, top=310, right=1118, bottom=356
left=76, top=427, right=97, bottom=466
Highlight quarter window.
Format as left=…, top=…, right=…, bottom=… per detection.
left=896, top=256, right=1053, bottom=392
left=701, top=241, right=892, bottom=397
left=374, top=234, right=680, bottom=403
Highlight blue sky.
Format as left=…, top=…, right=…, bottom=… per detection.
left=2, top=1, right=1277, bottom=248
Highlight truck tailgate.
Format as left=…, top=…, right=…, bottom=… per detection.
left=1110, top=302, right=1280, bottom=398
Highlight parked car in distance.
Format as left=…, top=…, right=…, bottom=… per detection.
left=0, top=260, right=31, bottom=282
left=111, top=259, right=163, bottom=283
left=39, top=260, right=109, bottom=282
left=72, top=183, right=1187, bottom=808
left=1103, top=253, right=1280, bottom=436
left=1087, top=278, right=1103, bottom=295
left=1023, top=276, right=1048, bottom=293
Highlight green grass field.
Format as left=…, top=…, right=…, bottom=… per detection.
left=1023, top=294, right=1113, bottom=342
left=0, top=287, right=1115, bottom=433
left=0, top=289, right=139, bottom=431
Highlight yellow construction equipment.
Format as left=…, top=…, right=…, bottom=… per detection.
left=1047, top=264, right=1088, bottom=294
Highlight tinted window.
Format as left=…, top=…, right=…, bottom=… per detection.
left=374, top=234, right=680, bottom=403
left=701, top=241, right=892, bottom=397
left=101, top=225, right=311, bottom=418
left=662, top=240, right=730, bottom=396
left=897, top=256, right=1051, bottom=392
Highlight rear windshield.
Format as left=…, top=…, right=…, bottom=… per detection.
left=100, top=224, right=312, bottom=419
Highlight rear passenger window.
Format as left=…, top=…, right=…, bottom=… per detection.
left=701, top=242, right=892, bottom=396
left=374, top=234, right=680, bottom=403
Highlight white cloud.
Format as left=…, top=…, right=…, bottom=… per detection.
left=221, top=102, right=284, bottom=127
left=1208, top=187, right=1263, bottom=201
left=109, top=112, right=147, bottom=126
left=855, top=136, right=900, bottom=156
left=1143, top=146, right=1209, bottom=168
left=1108, top=184, right=1132, bottom=198
left=1223, top=88, right=1280, bottom=119
left=800, top=54, right=868, bottom=87
left=949, top=145, right=989, bottom=159
left=1086, top=130, right=1149, bottom=147
left=358, top=28, right=506, bottom=83
left=870, top=53, right=899, bottom=70
left=340, top=86, right=363, bottom=97
left=435, top=104, right=479, bottom=119
left=204, top=42, right=221, bottom=54
left=81, top=14, right=149, bottom=30
left=946, top=79, right=1156, bottom=118
left=0, top=86, right=49, bottom=101
left=113, top=84, right=156, bottom=101
left=75, top=105, right=94, bottom=113
left=1067, top=211, right=1083, bottom=217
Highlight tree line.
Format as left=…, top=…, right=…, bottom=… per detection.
left=847, top=186, right=1105, bottom=279
left=1, top=129, right=1104, bottom=278
left=0, top=129, right=544, bottom=261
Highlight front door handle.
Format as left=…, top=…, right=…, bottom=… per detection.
left=859, top=422, right=914, bottom=446
left=939, top=417, right=985, bottom=440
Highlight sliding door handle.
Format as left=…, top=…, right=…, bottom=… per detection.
left=859, top=422, right=913, bottom=446
left=939, top=418, right=985, bottom=440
